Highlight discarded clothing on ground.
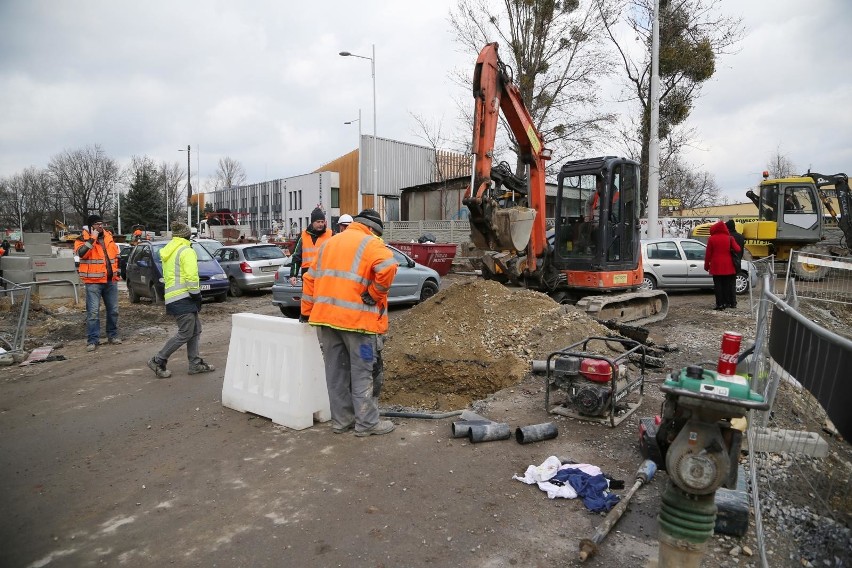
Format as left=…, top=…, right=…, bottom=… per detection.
left=513, top=456, right=621, bottom=512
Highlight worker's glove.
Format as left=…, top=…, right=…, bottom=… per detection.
left=190, top=293, right=203, bottom=312
left=89, top=229, right=99, bottom=241
left=298, top=314, right=309, bottom=323
left=360, top=291, right=376, bottom=306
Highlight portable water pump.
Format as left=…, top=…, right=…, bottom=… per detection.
left=544, top=337, right=646, bottom=427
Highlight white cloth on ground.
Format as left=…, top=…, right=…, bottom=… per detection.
left=512, top=456, right=603, bottom=500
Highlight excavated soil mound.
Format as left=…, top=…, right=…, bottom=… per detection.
left=381, top=279, right=611, bottom=410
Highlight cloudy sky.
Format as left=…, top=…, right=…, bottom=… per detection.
left=1, top=0, right=850, bottom=204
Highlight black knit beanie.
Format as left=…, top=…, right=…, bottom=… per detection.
left=310, top=207, right=325, bottom=223
left=354, top=208, right=384, bottom=236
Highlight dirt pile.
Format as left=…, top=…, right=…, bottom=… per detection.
left=381, top=279, right=611, bottom=410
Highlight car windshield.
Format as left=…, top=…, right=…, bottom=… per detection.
left=152, top=242, right=215, bottom=261
left=244, top=245, right=285, bottom=261
left=196, top=240, right=222, bottom=255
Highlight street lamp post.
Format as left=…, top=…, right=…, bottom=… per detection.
left=179, top=145, right=192, bottom=225
left=344, top=109, right=363, bottom=213
left=165, top=180, right=170, bottom=233
left=340, top=45, right=377, bottom=216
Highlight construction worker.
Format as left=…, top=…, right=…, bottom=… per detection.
left=131, top=225, right=143, bottom=245
left=289, top=207, right=332, bottom=285
left=147, top=221, right=215, bottom=379
left=75, top=214, right=122, bottom=351
left=336, top=213, right=353, bottom=232
left=301, top=208, right=398, bottom=437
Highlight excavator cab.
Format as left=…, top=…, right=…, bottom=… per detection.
left=742, top=175, right=825, bottom=258
left=552, top=157, right=641, bottom=282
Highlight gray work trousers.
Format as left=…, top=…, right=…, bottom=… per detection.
left=316, top=325, right=380, bottom=432
left=157, top=312, right=203, bottom=366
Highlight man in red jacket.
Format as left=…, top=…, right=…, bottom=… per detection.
left=704, top=220, right=742, bottom=310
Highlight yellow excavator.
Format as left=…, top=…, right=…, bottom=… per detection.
left=53, top=219, right=81, bottom=243
left=691, top=171, right=851, bottom=280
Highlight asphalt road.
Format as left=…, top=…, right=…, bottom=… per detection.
left=0, top=286, right=743, bottom=568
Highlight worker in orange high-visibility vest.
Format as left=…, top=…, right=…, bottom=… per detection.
left=301, top=208, right=399, bottom=437
left=289, top=207, right=332, bottom=285
left=74, top=214, right=122, bottom=352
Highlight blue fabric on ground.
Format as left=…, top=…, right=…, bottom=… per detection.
left=552, top=468, right=621, bottom=512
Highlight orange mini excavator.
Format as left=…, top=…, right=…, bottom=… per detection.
left=463, top=43, right=667, bottom=325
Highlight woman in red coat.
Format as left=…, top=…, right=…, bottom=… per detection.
left=704, top=220, right=742, bottom=310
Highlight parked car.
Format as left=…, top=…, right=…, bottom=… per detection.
left=639, top=238, right=756, bottom=294
left=271, top=244, right=441, bottom=318
left=125, top=241, right=229, bottom=303
left=211, top=243, right=290, bottom=297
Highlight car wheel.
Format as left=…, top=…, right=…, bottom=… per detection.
left=150, top=283, right=163, bottom=304
left=419, top=280, right=439, bottom=302
left=735, top=272, right=750, bottom=295
left=229, top=278, right=244, bottom=297
left=279, top=306, right=300, bottom=318
left=128, top=286, right=140, bottom=304
left=640, top=274, right=657, bottom=290
left=214, top=292, right=227, bottom=303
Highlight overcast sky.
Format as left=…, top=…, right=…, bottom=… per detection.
left=1, top=0, right=850, bottom=204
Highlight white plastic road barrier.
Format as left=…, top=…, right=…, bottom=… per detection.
left=222, top=313, right=330, bottom=430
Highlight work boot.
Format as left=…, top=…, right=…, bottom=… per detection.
left=188, top=360, right=215, bottom=375
left=332, top=422, right=355, bottom=434
left=108, top=337, right=123, bottom=345
left=147, top=357, right=172, bottom=379
left=86, top=343, right=97, bottom=352
left=355, top=420, right=396, bottom=437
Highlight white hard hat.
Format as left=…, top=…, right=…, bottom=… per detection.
left=338, top=214, right=354, bottom=225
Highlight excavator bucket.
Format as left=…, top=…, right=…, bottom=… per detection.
left=470, top=206, right=536, bottom=252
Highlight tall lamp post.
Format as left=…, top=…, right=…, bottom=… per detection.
left=179, top=145, right=192, bottom=226
left=344, top=109, right=363, bottom=213
left=165, top=180, right=170, bottom=233
left=340, top=45, right=377, bottom=216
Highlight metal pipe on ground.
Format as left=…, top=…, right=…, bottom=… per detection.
left=468, top=422, right=511, bottom=443
left=515, top=422, right=558, bottom=444
left=451, top=420, right=493, bottom=438
left=579, top=459, right=657, bottom=562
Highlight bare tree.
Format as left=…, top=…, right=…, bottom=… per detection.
left=449, top=0, right=617, bottom=175
left=160, top=161, right=187, bottom=218
left=0, top=168, right=57, bottom=232
left=214, top=157, right=247, bottom=190
left=48, top=144, right=121, bottom=223
left=598, top=0, right=743, bottom=209
left=765, top=148, right=796, bottom=178
left=660, top=156, right=720, bottom=209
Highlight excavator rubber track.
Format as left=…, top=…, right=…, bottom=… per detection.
left=575, top=289, right=669, bottom=326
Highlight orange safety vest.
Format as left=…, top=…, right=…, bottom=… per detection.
left=302, top=223, right=398, bottom=335
left=74, top=229, right=120, bottom=284
left=298, top=227, right=332, bottom=273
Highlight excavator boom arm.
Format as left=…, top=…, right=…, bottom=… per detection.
left=468, top=42, right=549, bottom=259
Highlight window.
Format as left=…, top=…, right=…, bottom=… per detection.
left=244, top=245, right=285, bottom=261
left=680, top=241, right=706, bottom=261
left=784, top=186, right=815, bottom=213
left=647, top=241, right=681, bottom=260
left=331, top=187, right=339, bottom=208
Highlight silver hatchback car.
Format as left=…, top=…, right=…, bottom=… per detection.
left=212, top=243, right=290, bottom=296
left=640, top=238, right=756, bottom=294
left=271, top=244, right=441, bottom=318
